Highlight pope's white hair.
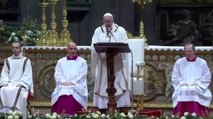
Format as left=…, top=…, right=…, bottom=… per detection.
left=103, top=12, right=113, bottom=17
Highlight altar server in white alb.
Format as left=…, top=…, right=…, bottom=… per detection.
left=51, top=42, right=88, bottom=115
left=91, top=12, right=131, bottom=111
left=172, top=43, right=212, bottom=116
left=0, top=41, right=34, bottom=112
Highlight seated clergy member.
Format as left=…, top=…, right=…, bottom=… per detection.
left=51, top=42, right=88, bottom=115
left=0, top=41, right=34, bottom=112
left=172, top=43, right=212, bottom=116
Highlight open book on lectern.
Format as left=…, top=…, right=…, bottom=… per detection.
left=94, top=42, right=131, bottom=53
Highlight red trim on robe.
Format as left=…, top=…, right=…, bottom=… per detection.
left=66, top=55, right=78, bottom=60
left=51, top=95, right=83, bottom=115
left=173, top=101, right=210, bottom=117
left=186, top=56, right=197, bottom=62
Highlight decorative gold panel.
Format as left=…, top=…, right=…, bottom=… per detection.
left=22, top=46, right=93, bottom=105
left=143, top=49, right=213, bottom=108
left=22, top=46, right=213, bottom=109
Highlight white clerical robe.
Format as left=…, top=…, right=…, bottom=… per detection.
left=0, top=54, right=33, bottom=112
left=172, top=57, right=212, bottom=108
left=51, top=56, right=88, bottom=110
left=91, top=23, right=131, bottom=109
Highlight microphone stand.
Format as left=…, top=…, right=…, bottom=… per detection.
left=130, top=50, right=136, bottom=113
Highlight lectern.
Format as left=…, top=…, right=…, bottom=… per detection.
left=94, top=42, right=131, bottom=115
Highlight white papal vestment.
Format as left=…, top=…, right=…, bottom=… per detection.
left=0, top=54, right=33, bottom=112
left=51, top=56, right=88, bottom=110
left=91, top=23, right=131, bottom=109
left=172, top=57, right=212, bottom=108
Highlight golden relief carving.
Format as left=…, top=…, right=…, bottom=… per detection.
left=143, top=50, right=213, bottom=108
left=23, top=47, right=213, bottom=109
left=37, top=64, right=56, bottom=99
left=23, top=47, right=93, bottom=107
left=144, top=64, right=167, bottom=101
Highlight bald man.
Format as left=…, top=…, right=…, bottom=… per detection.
left=91, top=13, right=131, bottom=111
left=51, top=42, right=88, bottom=115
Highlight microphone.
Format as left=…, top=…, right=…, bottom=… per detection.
left=106, top=27, right=113, bottom=42
left=106, top=27, right=111, bottom=37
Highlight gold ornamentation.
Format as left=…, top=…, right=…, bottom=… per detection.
left=38, top=0, right=72, bottom=46
left=59, top=0, right=72, bottom=46
left=127, top=21, right=148, bottom=46
left=38, top=0, right=49, bottom=45
left=130, top=0, right=151, bottom=46
left=139, top=21, right=145, bottom=39
left=131, top=0, right=152, bottom=5
left=29, top=101, right=51, bottom=107
left=23, top=46, right=213, bottom=108
left=48, top=0, right=58, bottom=46
left=139, top=20, right=148, bottom=47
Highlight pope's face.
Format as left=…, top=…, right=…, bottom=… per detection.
left=12, top=42, right=21, bottom=56
left=103, top=16, right=113, bottom=28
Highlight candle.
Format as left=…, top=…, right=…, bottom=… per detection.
left=133, top=77, right=144, bottom=95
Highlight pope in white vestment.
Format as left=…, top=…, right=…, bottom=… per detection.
left=91, top=13, right=131, bottom=109
left=51, top=42, right=88, bottom=115
left=0, top=41, right=34, bottom=113
left=172, top=43, right=212, bottom=116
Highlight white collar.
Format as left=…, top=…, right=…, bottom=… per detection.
left=12, top=54, right=23, bottom=59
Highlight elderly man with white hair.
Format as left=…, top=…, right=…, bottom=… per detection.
left=91, top=12, right=131, bottom=112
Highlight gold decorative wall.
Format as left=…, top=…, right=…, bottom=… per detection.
left=23, top=46, right=213, bottom=109
left=143, top=47, right=213, bottom=108
left=38, top=0, right=71, bottom=46
left=22, top=46, right=91, bottom=107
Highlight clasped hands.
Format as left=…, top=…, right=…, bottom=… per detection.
left=180, top=83, right=197, bottom=87
left=61, top=82, right=75, bottom=86
left=1, top=83, right=24, bottom=87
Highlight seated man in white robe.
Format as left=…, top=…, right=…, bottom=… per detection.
left=51, top=42, right=88, bottom=115
left=172, top=43, right=212, bottom=116
left=91, top=12, right=131, bottom=112
left=0, top=41, right=34, bottom=113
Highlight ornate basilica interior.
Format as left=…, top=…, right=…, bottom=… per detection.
left=1, top=0, right=213, bottom=115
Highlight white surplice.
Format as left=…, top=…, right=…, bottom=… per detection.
left=91, top=23, right=131, bottom=109
left=51, top=56, right=88, bottom=110
left=172, top=57, right=212, bottom=107
left=0, top=54, right=33, bottom=112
